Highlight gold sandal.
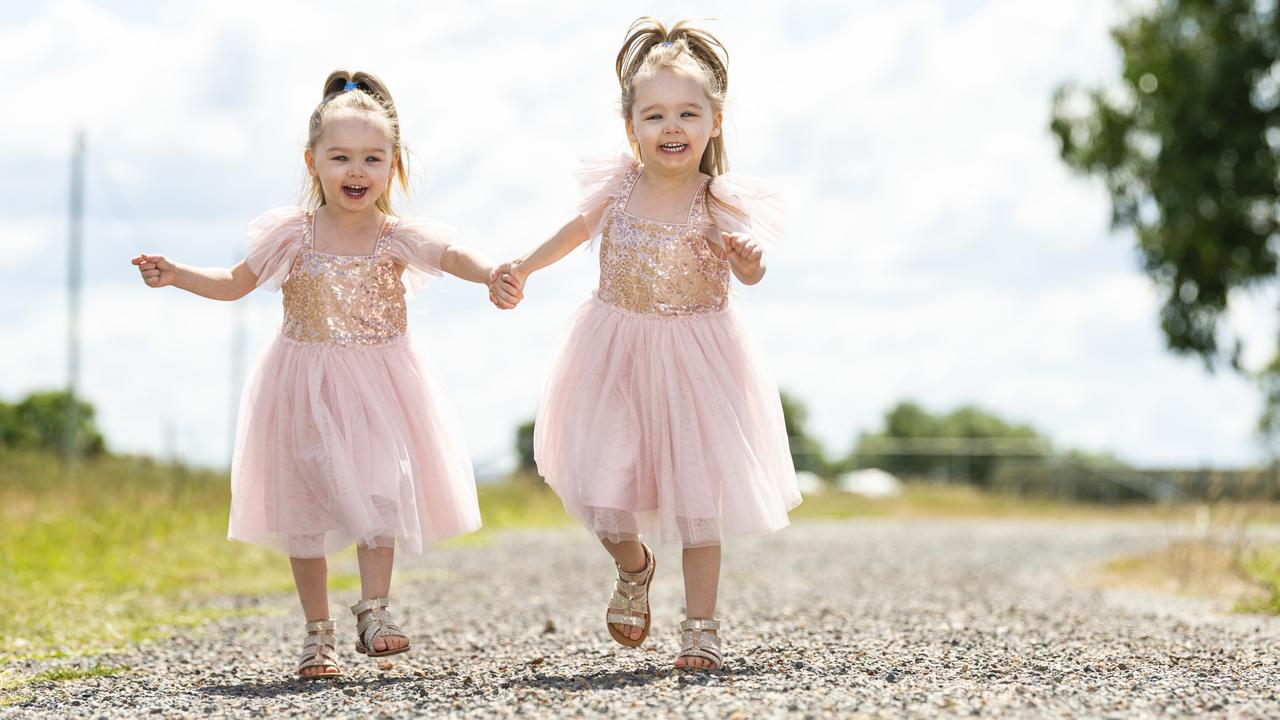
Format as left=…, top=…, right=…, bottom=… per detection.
left=297, top=619, right=342, bottom=679
left=606, top=544, right=655, bottom=647
left=350, top=596, right=411, bottom=658
left=676, top=618, right=723, bottom=670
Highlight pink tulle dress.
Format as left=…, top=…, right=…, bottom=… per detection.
left=228, top=206, right=481, bottom=558
left=533, top=155, right=801, bottom=548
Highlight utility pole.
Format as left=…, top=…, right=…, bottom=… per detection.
left=65, top=130, right=85, bottom=467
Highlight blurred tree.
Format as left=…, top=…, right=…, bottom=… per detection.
left=515, top=419, right=536, bottom=472
left=852, top=401, right=1047, bottom=485
left=1049, top=0, right=1280, bottom=441
left=780, top=391, right=828, bottom=477
left=884, top=401, right=939, bottom=438
left=0, top=390, right=106, bottom=456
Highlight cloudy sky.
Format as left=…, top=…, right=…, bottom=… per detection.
left=0, top=0, right=1270, bottom=473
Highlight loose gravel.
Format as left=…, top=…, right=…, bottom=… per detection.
left=6, top=519, right=1280, bottom=719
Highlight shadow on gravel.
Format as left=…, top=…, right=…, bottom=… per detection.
left=511, top=663, right=767, bottom=690
left=197, top=674, right=420, bottom=699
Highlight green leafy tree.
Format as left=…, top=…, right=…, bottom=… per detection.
left=1049, top=0, right=1280, bottom=438
left=515, top=419, right=536, bottom=472
left=853, top=401, right=1047, bottom=484
left=780, top=391, right=827, bottom=477
left=0, top=390, right=106, bottom=456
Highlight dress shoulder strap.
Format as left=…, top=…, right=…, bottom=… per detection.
left=688, top=177, right=713, bottom=225
left=374, top=216, right=399, bottom=256
left=302, top=210, right=316, bottom=249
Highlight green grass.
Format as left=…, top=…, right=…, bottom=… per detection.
left=1096, top=527, right=1280, bottom=613
left=0, top=662, right=126, bottom=705
left=0, top=454, right=574, bottom=667
left=1237, top=546, right=1280, bottom=612
left=27, top=664, right=126, bottom=683
left=0, top=450, right=350, bottom=664
left=472, top=472, right=575, bottom=531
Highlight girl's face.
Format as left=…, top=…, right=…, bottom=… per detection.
left=305, top=114, right=395, bottom=214
left=626, top=68, right=722, bottom=176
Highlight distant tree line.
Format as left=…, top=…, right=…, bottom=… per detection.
left=513, top=392, right=1098, bottom=487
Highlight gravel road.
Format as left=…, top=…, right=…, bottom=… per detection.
left=6, top=519, right=1280, bottom=719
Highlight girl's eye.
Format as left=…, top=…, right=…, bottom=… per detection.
left=332, top=155, right=348, bottom=162
left=682, top=112, right=698, bottom=118
left=646, top=114, right=662, bottom=121
left=366, top=157, right=381, bottom=163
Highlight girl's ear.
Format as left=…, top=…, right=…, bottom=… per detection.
left=304, top=147, right=317, bottom=177
left=711, top=111, right=723, bottom=138
left=625, top=118, right=643, bottom=162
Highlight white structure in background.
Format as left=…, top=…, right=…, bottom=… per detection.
left=795, top=470, right=825, bottom=496
left=837, top=468, right=902, bottom=498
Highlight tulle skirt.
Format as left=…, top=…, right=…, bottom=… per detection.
left=228, top=334, right=481, bottom=558
left=534, top=294, right=801, bottom=548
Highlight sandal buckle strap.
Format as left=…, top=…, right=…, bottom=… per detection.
left=606, top=612, right=646, bottom=627
left=349, top=596, right=391, bottom=615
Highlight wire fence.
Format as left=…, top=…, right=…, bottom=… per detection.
left=807, top=437, right=1279, bottom=504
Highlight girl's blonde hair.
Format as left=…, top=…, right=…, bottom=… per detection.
left=616, top=17, right=730, bottom=176
left=305, top=70, right=409, bottom=215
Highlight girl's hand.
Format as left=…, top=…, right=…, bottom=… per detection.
left=722, top=232, right=762, bottom=269
left=488, top=262, right=525, bottom=310
left=132, top=253, right=178, bottom=288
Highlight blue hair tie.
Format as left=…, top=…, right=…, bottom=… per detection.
left=660, top=40, right=674, bottom=47
left=342, top=81, right=358, bottom=92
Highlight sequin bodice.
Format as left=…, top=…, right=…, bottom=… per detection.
left=598, top=166, right=730, bottom=316
left=281, top=212, right=407, bottom=345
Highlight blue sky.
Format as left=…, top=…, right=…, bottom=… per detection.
left=0, top=0, right=1270, bottom=472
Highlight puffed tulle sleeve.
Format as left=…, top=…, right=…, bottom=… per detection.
left=706, top=174, right=786, bottom=249
left=244, top=206, right=308, bottom=291
left=385, top=216, right=457, bottom=300
left=575, top=153, right=638, bottom=240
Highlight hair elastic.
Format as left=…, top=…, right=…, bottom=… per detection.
left=342, top=81, right=358, bottom=92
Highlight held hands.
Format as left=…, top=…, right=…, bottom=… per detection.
left=131, top=253, right=177, bottom=288
left=487, top=262, right=526, bottom=310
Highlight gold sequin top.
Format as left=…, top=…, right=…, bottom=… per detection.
left=281, top=211, right=408, bottom=346
left=598, top=165, right=731, bottom=316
